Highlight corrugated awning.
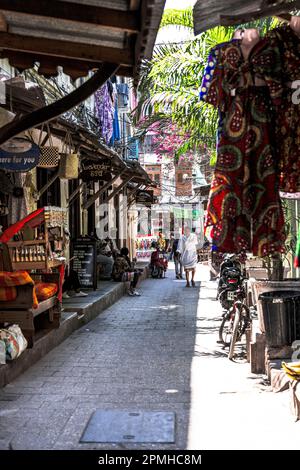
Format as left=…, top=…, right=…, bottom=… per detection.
left=193, top=0, right=300, bottom=34
left=0, top=0, right=165, bottom=81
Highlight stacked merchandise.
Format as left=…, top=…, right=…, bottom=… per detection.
left=135, top=236, right=157, bottom=259
left=200, top=18, right=300, bottom=258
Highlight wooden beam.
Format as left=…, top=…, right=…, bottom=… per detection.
left=35, top=171, right=59, bottom=201
left=0, top=12, right=7, bottom=32
left=0, top=32, right=134, bottom=66
left=220, top=0, right=300, bottom=25
left=130, top=0, right=141, bottom=11
left=104, top=175, right=134, bottom=203
left=67, top=181, right=84, bottom=206
left=0, top=63, right=119, bottom=146
left=0, top=0, right=140, bottom=33
left=2, top=50, right=135, bottom=80
left=83, top=169, right=127, bottom=210
left=127, top=183, right=143, bottom=207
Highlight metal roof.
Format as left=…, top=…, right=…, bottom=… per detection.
left=193, top=0, right=300, bottom=34
left=0, top=0, right=166, bottom=80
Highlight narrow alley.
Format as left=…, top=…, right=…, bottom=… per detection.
left=1, top=265, right=299, bottom=450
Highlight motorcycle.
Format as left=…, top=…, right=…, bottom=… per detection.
left=217, top=254, right=244, bottom=310
left=150, top=248, right=168, bottom=278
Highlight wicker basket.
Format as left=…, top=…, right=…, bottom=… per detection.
left=58, top=153, right=79, bottom=179
left=38, top=124, right=60, bottom=168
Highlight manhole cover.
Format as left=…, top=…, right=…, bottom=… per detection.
left=80, top=410, right=175, bottom=443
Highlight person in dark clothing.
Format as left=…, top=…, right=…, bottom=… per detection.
left=112, top=247, right=141, bottom=296
left=167, top=233, right=175, bottom=260
left=172, top=237, right=183, bottom=279
left=62, top=269, right=88, bottom=298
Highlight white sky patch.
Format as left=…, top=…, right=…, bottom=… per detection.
left=165, top=0, right=196, bottom=8
left=157, top=1, right=196, bottom=44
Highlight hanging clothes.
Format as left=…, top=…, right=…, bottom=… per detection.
left=94, top=83, right=114, bottom=144
left=265, top=24, right=300, bottom=193
left=110, top=95, right=120, bottom=146
left=117, top=83, right=129, bottom=108
left=200, top=37, right=286, bottom=257
left=295, top=225, right=300, bottom=268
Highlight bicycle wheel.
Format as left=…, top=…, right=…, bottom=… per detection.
left=218, top=313, right=234, bottom=346
left=228, top=307, right=241, bottom=360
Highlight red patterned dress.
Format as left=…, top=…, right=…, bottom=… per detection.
left=200, top=38, right=286, bottom=257
left=266, top=25, right=300, bottom=193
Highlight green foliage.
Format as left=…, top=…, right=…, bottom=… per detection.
left=160, top=7, right=193, bottom=29
left=261, top=199, right=300, bottom=280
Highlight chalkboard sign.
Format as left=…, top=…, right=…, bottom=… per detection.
left=71, top=239, right=97, bottom=290
left=136, top=190, right=154, bottom=206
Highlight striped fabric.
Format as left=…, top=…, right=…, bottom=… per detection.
left=0, top=271, right=38, bottom=308
left=121, top=271, right=134, bottom=282
left=0, top=287, right=17, bottom=302
left=295, top=226, right=300, bottom=268
left=35, top=282, right=58, bottom=301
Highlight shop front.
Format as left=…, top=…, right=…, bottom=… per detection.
left=0, top=0, right=166, bottom=369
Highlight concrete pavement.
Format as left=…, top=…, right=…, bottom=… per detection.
left=0, top=264, right=299, bottom=450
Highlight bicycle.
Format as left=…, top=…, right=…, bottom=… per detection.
left=218, top=282, right=252, bottom=360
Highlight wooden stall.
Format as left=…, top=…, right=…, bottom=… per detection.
left=0, top=207, right=67, bottom=346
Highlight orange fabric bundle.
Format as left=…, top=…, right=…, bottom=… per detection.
left=35, top=282, right=58, bottom=301
left=0, top=271, right=38, bottom=308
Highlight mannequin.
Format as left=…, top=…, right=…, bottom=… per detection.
left=290, top=15, right=300, bottom=37
left=233, top=28, right=265, bottom=87
left=234, top=28, right=261, bottom=60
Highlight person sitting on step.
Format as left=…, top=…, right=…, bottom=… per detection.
left=112, top=247, right=141, bottom=296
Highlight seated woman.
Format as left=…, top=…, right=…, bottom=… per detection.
left=112, top=247, right=141, bottom=296
left=96, top=240, right=114, bottom=280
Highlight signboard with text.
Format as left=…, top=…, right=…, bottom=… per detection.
left=71, top=239, right=97, bottom=290
left=0, top=138, right=40, bottom=172
left=136, top=190, right=154, bottom=206
left=80, top=159, right=112, bottom=182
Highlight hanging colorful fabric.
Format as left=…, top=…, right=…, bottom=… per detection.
left=38, top=123, right=60, bottom=168
left=294, top=225, right=300, bottom=268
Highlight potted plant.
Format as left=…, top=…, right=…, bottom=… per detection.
left=250, top=199, right=300, bottom=333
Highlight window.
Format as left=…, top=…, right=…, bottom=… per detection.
left=177, top=173, right=183, bottom=183
left=140, top=134, right=156, bottom=154
left=154, top=173, right=160, bottom=184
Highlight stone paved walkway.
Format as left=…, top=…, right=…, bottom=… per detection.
left=0, top=264, right=300, bottom=450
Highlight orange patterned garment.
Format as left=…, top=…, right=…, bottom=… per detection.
left=0, top=271, right=38, bottom=308
left=35, top=282, right=58, bottom=301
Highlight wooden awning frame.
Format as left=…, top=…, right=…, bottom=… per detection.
left=83, top=169, right=127, bottom=210
left=0, top=1, right=165, bottom=146
left=0, top=63, right=119, bottom=146
left=0, top=0, right=165, bottom=80
left=193, top=0, right=300, bottom=34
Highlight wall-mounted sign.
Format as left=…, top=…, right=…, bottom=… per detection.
left=80, top=159, right=112, bottom=182
left=0, top=138, right=40, bottom=172
left=136, top=190, right=154, bottom=206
